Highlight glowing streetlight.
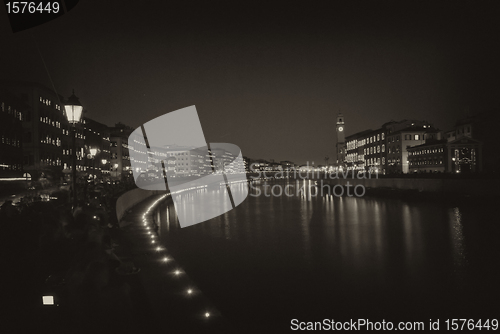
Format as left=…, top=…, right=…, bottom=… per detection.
left=64, top=90, right=83, bottom=209
left=89, top=147, right=98, bottom=181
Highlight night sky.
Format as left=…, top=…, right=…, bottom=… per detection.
left=1, top=1, right=499, bottom=165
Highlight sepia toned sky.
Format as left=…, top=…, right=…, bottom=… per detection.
left=1, top=1, right=498, bottom=164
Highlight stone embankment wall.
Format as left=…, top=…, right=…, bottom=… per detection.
left=116, top=188, right=164, bottom=222
left=320, top=177, right=499, bottom=196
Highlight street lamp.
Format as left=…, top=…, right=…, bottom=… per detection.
left=89, top=148, right=98, bottom=182
left=113, top=163, right=119, bottom=179
left=64, top=90, right=83, bottom=209
left=101, top=158, right=108, bottom=180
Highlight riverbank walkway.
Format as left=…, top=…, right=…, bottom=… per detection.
left=110, top=194, right=235, bottom=333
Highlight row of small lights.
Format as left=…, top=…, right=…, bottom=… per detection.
left=41, top=181, right=258, bottom=307
left=141, top=193, right=213, bottom=320
left=41, top=186, right=215, bottom=309
left=249, top=176, right=290, bottom=182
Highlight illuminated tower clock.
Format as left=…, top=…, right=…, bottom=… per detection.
left=336, top=113, right=345, bottom=166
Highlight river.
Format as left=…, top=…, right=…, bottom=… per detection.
left=155, top=179, right=499, bottom=332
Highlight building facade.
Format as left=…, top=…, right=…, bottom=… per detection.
left=83, top=117, right=111, bottom=179
left=109, top=122, right=133, bottom=180
left=408, top=120, right=483, bottom=174
left=4, top=82, right=71, bottom=181
left=345, top=119, right=434, bottom=174
left=444, top=111, right=496, bottom=173
left=0, top=89, right=25, bottom=178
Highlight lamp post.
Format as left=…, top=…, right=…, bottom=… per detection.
left=101, top=159, right=107, bottom=180
left=113, top=163, right=119, bottom=179
left=89, top=147, right=97, bottom=183
left=64, top=90, right=83, bottom=209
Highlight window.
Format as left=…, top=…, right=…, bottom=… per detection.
left=377, top=146, right=380, bottom=153
left=377, top=134, right=380, bottom=141
left=382, top=144, right=385, bottom=152
left=414, top=134, right=419, bottom=140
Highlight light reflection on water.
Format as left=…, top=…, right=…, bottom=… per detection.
left=450, top=207, right=466, bottom=265
left=158, top=181, right=464, bottom=276
left=156, top=180, right=498, bottom=328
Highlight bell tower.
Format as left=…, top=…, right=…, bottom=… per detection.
left=336, top=113, right=345, bottom=167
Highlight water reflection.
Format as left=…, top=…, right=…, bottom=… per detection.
left=155, top=180, right=489, bottom=326
left=300, top=180, right=313, bottom=259
left=449, top=207, right=467, bottom=269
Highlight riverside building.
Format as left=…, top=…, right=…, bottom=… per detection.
left=408, top=120, right=483, bottom=174
left=0, top=89, right=25, bottom=178
left=344, top=119, right=434, bottom=174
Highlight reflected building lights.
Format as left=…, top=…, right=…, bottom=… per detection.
left=450, top=207, right=466, bottom=269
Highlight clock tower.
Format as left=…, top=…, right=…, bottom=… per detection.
left=336, top=113, right=345, bottom=167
